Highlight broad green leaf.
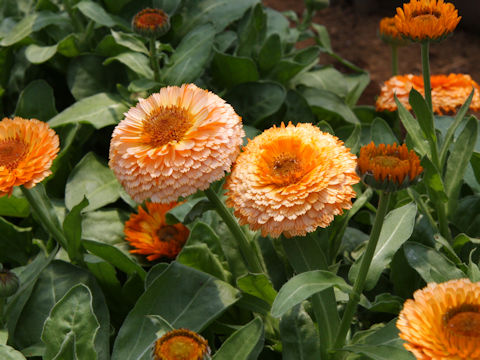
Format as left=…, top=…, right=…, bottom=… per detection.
left=409, top=89, right=435, bottom=143
left=364, top=293, right=403, bottom=314
left=76, top=0, right=128, bottom=28
left=422, top=157, right=448, bottom=203
left=312, top=24, right=332, bottom=52
left=63, top=198, right=89, bottom=263
left=236, top=4, right=266, bottom=58
left=0, top=216, right=32, bottom=265
left=269, top=47, right=320, bottom=84
left=184, top=221, right=223, bottom=256
left=258, top=34, right=282, bottom=72
left=24, top=44, right=57, bottom=64
left=212, top=52, right=259, bottom=88
left=237, top=273, right=277, bottom=306
left=349, top=203, right=417, bottom=290
left=65, top=152, right=121, bottom=212
left=15, top=79, right=57, bottom=121
left=371, top=117, right=398, bottom=145
left=271, top=270, right=350, bottom=317
left=302, top=87, right=359, bottom=124
left=41, top=284, right=100, bottom=360
left=344, top=71, right=370, bottom=107
left=103, top=0, right=132, bottom=13
left=104, top=52, right=153, bottom=79
left=162, top=23, right=215, bottom=85
left=57, top=34, right=80, bottom=57
left=345, top=124, right=361, bottom=154
left=404, top=242, right=465, bottom=283
left=344, top=345, right=414, bottom=360
left=177, top=244, right=228, bottom=281
left=214, top=30, right=237, bottom=52
left=0, top=345, right=26, bottom=360
left=212, top=317, right=264, bottom=360
left=111, top=30, right=148, bottom=55
left=445, top=116, right=478, bottom=216
left=67, top=55, right=111, bottom=100
left=111, top=262, right=240, bottom=360
left=85, top=255, right=123, bottom=308
left=48, top=93, right=127, bottom=129
left=0, top=193, right=29, bottom=218
left=152, top=0, right=181, bottom=14
left=280, top=305, right=320, bottom=360
left=283, top=89, right=316, bottom=125
left=166, top=197, right=209, bottom=224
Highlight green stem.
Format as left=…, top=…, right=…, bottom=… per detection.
left=63, top=0, right=83, bottom=33
left=391, top=45, right=398, bottom=76
left=0, top=298, right=4, bottom=327
left=149, top=37, right=161, bottom=82
left=81, top=20, right=95, bottom=49
left=333, top=191, right=391, bottom=350
left=204, top=187, right=264, bottom=274
left=421, top=42, right=432, bottom=111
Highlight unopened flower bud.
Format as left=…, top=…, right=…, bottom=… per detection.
left=132, top=8, right=170, bottom=38
left=0, top=269, right=19, bottom=298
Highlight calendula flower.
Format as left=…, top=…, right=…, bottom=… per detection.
left=357, top=142, right=422, bottom=192
left=379, top=17, right=408, bottom=46
left=376, top=74, right=480, bottom=115
left=109, top=84, right=244, bottom=203
left=394, top=0, right=461, bottom=42
left=153, top=329, right=210, bottom=360
left=225, top=122, right=359, bottom=238
left=132, top=8, right=170, bottom=38
left=0, top=117, right=59, bottom=196
left=124, top=202, right=189, bottom=261
left=397, top=279, right=480, bottom=360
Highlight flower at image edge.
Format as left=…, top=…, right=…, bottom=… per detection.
left=132, top=8, right=170, bottom=38
left=226, top=122, right=359, bottom=238
left=124, top=202, right=189, bottom=261
left=379, top=17, right=407, bottom=46
left=109, top=84, right=244, bottom=203
left=397, top=279, right=480, bottom=359
left=394, top=0, right=461, bottom=42
left=357, top=142, right=422, bottom=192
left=376, top=74, right=480, bottom=115
left=153, top=329, right=210, bottom=360
left=0, top=117, right=59, bottom=196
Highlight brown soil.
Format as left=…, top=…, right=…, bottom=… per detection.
left=263, top=1, right=480, bottom=106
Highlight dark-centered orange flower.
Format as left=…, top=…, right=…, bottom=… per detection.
left=226, top=122, right=359, bottom=238
left=394, top=0, right=461, bottom=42
left=0, top=117, right=59, bottom=196
left=376, top=74, right=480, bottom=115
left=124, top=202, right=189, bottom=261
left=132, top=8, right=170, bottom=38
left=379, top=17, right=407, bottom=46
left=357, top=142, right=422, bottom=192
left=397, top=279, right=480, bottom=360
left=109, top=84, right=244, bottom=203
left=153, top=329, right=210, bottom=360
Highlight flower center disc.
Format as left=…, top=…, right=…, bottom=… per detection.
left=0, top=138, right=27, bottom=169
left=143, top=106, right=192, bottom=147
left=269, top=153, right=303, bottom=185
left=371, top=155, right=404, bottom=169
left=138, top=13, right=166, bottom=26
left=447, top=311, right=480, bottom=337
left=157, top=225, right=179, bottom=242
left=161, top=336, right=201, bottom=360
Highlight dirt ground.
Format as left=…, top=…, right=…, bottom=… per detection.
left=263, top=0, right=480, bottom=105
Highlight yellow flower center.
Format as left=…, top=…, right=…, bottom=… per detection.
left=269, top=153, right=303, bottom=186
left=0, top=138, right=27, bottom=169
left=137, top=12, right=167, bottom=28
left=159, top=336, right=203, bottom=360
left=143, top=106, right=192, bottom=147
left=370, top=155, right=405, bottom=169
left=447, top=311, right=480, bottom=338
left=157, top=225, right=180, bottom=242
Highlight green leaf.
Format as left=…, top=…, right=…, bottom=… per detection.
left=344, top=345, right=414, bottom=360
left=24, top=44, right=57, bottom=64
left=0, top=217, right=32, bottom=265
left=283, top=89, right=316, bottom=125
left=422, top=157, right=448, bottom=203
left=57, top=34, right=80, bottom=57
left=76, top=0, right=127, bottom=28
left=345, top=124, right=361, bottom=154
left=409, top=89, right=435, bottom=143
left=404, top=242, right=465, bottom=283
left=312, top=24, right=332, bottom=52
left=268, top=47, right=320, bottom=84
left=302, top=87, right=359, bottom=124
left=371, top=117, right=398, bottom=145
left=212, top=52, right=259, bottom=88
left=236, top=4, right=266, bottom=58
left=48, top=93, right=127, bottom=129
left=237, top=273, right=277, bottom=306
left=15, top=79, right=57, bottom=121
left=63, top=197, right=88, bottom=263
left=280, top=305, right=320, bottom=360
left=111, top=30, right=148, bottom=55
left=65, top=152, right=121, bottom=212
left=177, top=244, right=228, bottom=281
left=344, top=72, right=370, bottom=107
left=162, top=23, right=215, bottom=85
left=445, top=116, right=478, bottom=216
left=104, top=52, right=153, bottom=79
left=258, top=34, right=282, bottom=72
left=0, top=345, right=27, bottom=360
left=0, top=193, right=29, bottom=218
left=111, top=262, right=240, bottom=360
left=212, top=317, right=264, bottom=360
left=68, top=55, right=111, bottom=100
left=41, top=284, right=100, bottom=360
left=271, top=270, right=350, bottom=317
left=349, top=203, right=417, bottom=290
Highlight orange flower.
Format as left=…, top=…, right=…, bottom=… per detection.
left=124, top=202, right=189, bottom=261
left=394, top=0, right=461, bottom=42
left=0, top=117, right=59, bottom=196
left=109, top=84, right=244, bottom=203
left=153, top=329, right=210, bottom=360
left=132, top=8, right=170, bottom=38
left=376, top=74, right=480, bottom=115
left=225, top=122, right=359, bottom=238
left=397, top=279, right=480, bottom=360
left=379, top=17, right=407, bottom=45
left=357, top=142, right=422, bottom=191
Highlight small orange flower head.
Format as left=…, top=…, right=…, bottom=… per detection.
left=226, top=122, right=359, bottom=238
left=394, top=0, right=461, bottom=42
left=379, top=17, right=408, bottom=46
left=376, top=74, right=480, bottom=115
left=397, top=279, right=480, bottom=359
left=132, top=8, right=170, bottom=38
left=109, top=84, right=244, bottom=203
left=124, top=202, right=189, bottom=261
left=0, top=117, right=59, bottom=196
left=153, top=329, right=210, bottom=360
left=357, top=142, right=423, bottom=192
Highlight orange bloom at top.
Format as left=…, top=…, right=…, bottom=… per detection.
left=0, top=117, right=59, bottom=196
left=153, top=329, right=210, bottom=360
left=379, top=17, right=407, bottom=46
left=132, top=8, right=170, bottom=38
left=376, top=74, right=480, bottom=115
left=109, top=84, right=244, bottom=203
left=397, top=279, right=480, bottom=359
left=395, top=0, right=461, bottom=42
left=226, top=122, right=359, bottom=238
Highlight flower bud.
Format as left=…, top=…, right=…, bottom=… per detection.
left=0, top=269, right=19, bottom=298
left=132, top=8, right=170, bottom=38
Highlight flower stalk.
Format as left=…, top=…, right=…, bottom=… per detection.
left=421, top=42, right=433, bottom=111
left=149, top=38, right=161, bottom=83
left=391, top=45, right=399, bottom=76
